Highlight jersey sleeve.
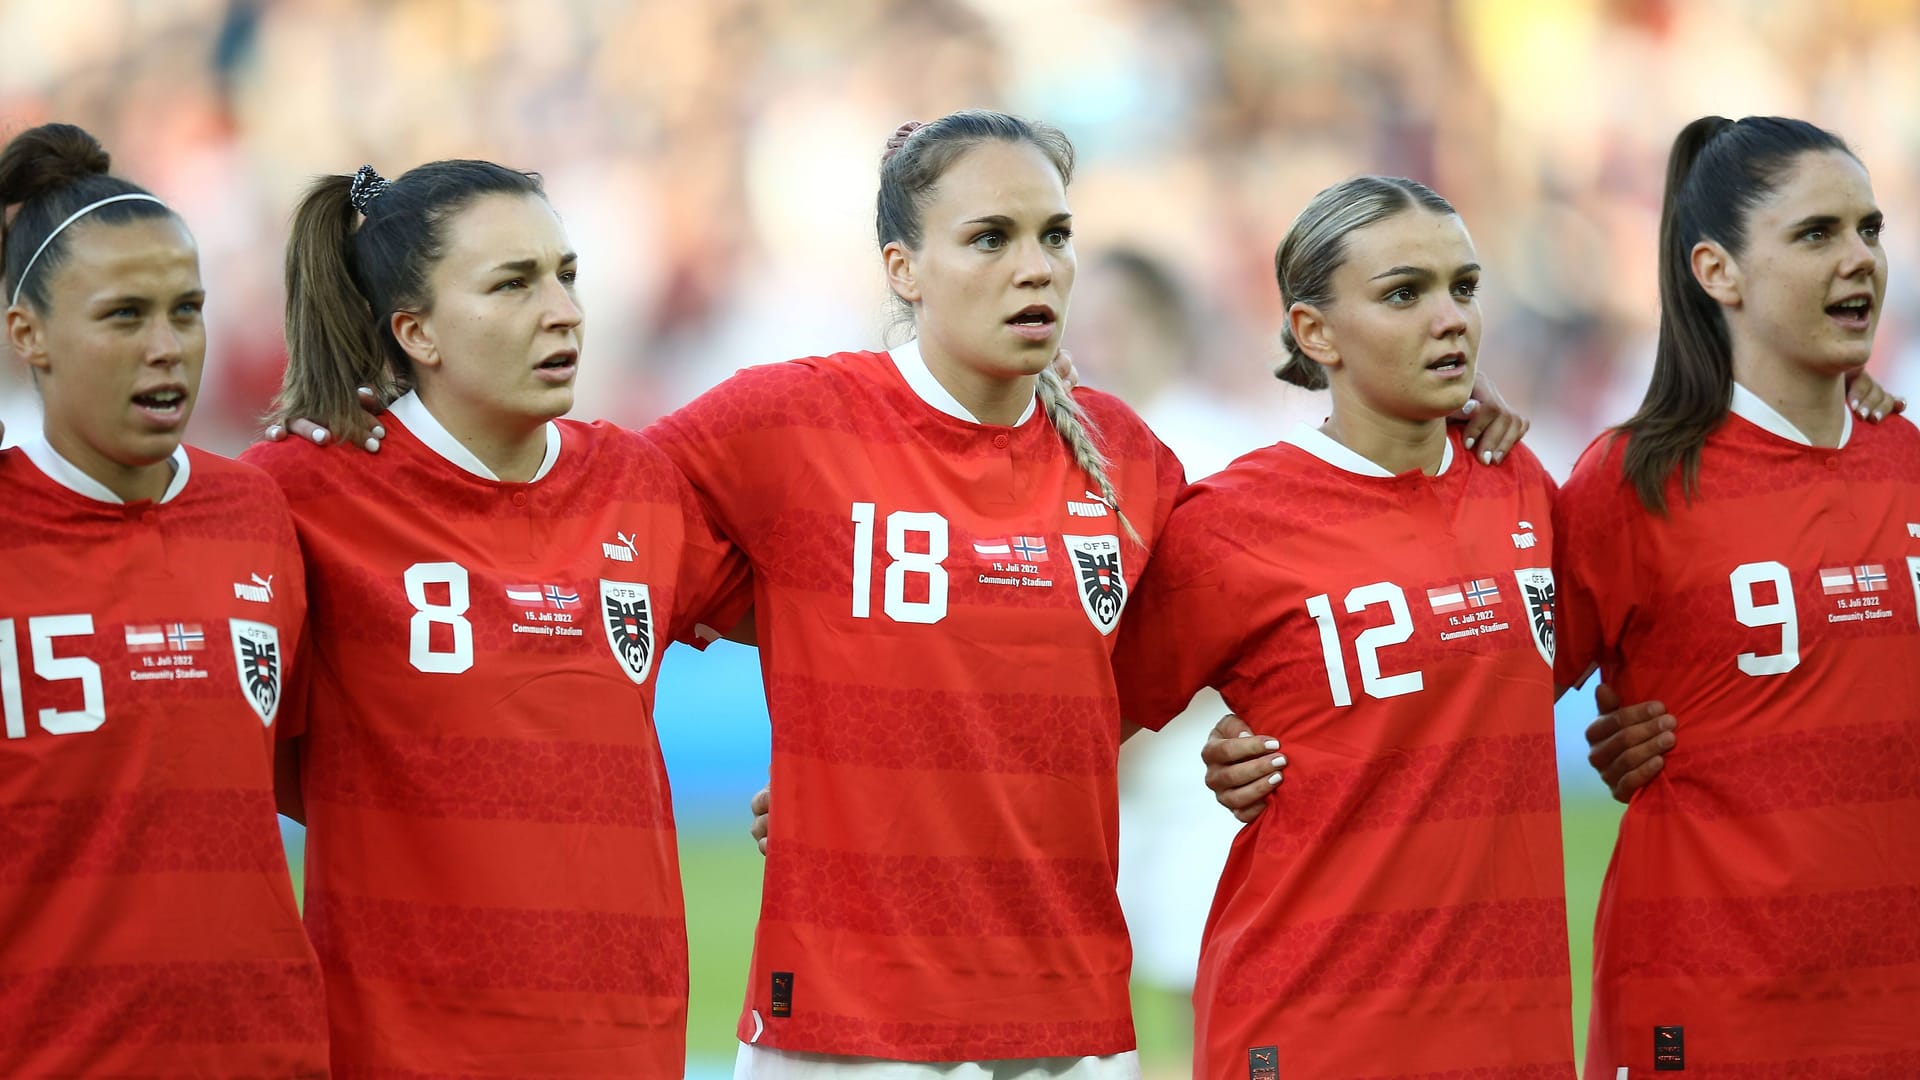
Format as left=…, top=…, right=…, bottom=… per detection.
left=1552, top=437, right=1637, bottom=690
left=668, top=471, right=754, bottom=647
left=644, top=363, right=801, bottom=544
left=1111, top=488, right=1243, bottom=731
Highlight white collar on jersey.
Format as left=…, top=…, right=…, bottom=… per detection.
left=888, top=338, right=1039, bottom=427
left=1279, top=421, right=1454, bottom=478
left=388, top=390, right=561, bottom=483
left=20, top=436, right=191, bottom=504
left=1729, top=381, right=1853, bottom=448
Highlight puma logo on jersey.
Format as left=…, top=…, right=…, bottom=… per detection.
left=1068, top=490, right=1110, bottom=517
left=233, top=573, right=273, bottom=603
left=1511, top=521, right=1537, bottom=550
left=602, top=531, right=640, bottom=563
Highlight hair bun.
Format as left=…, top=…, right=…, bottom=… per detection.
left=883, top=121, right=924, bottom=162
left=0, top=123, right=111, bottom=209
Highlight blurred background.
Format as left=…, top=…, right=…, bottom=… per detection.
left=3, top=0, right=1916, bottom=1075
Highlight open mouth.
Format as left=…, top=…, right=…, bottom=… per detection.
left=1826, top=295, right=1873, bottom=328
left=535, top=350, right=578, bottom=378
left=1426, top=353, right=1468, bottom=373
left=1006, top=305, right=1056, bottom=339
left=131, top=388, right=187, bottom=413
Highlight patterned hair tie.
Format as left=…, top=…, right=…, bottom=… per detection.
left=348, top=165, right=391, bottom=213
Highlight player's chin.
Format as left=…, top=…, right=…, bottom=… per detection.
left=518, top=382, right=575, bottom=421
left=111, top=427, right=188, bottom=468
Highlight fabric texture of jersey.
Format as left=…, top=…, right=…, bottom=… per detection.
left=1113, top=426, right=1575, bottom=1080
left=0, top=442, right=327, bottom=1077
left=243, top=409, right=749, bottom=1078
left=649, top=347, right=1185, bottom=1062
left=1555, top=397, right=1920, bottom=1078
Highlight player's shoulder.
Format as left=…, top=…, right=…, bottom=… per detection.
left=188, top=443, right=291, bottom=499
left=707, top=350, right=886, bottom=403
left=1069, top=385, right=1164, bottom=456
left=660, top=350, right=888, bottom=434
left=1853, top=410, right=1920, bottom=452
left=238, top=431, right=336, bottom=482
left=558, top=418, right=683, bottom=484
left=1559, top=428, right=1633, bottom=502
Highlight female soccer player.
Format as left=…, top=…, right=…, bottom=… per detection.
left=244, top=160, right=748, bottom=1075
left=1111, top=175, right=1578, bottom=1078
left=650, top=110, right=1187, bottom=1080
left=0, top=123, right=327, bottom=1076
left=1555, top=116, right=1920, bottom=1078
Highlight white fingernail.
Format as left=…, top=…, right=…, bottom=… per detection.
left=1873, top=409, right=1884, bottom=421
left=1270, top=756, right=1286, bottom=769
left=1263, top=739, right=1279, bottom=750
left=1268, top=773, right=1283, bottom=785
left=311, top=427, right=329, bottom=444
left=1480, top=450, right=1492, bottom=465
left=1464, top=436, right=1476, bottom=450
left=1237, top=731, right=1253, bottom=738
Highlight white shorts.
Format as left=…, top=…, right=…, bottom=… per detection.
left=733, top=1044, right=1142, bottom=1080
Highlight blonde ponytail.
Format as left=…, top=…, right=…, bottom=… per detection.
left=1036, top=368, right=1140, bottom=546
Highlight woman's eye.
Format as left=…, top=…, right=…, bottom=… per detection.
left=1044, top=228, right=1072, bottom=247
left=495, top=278, right=526, bottom=292
left=1385, top=286, right=1415, bottom=303
left=972, top=233, right=1004, bottom=252
left=1453, top=279, right=1480, bottom=299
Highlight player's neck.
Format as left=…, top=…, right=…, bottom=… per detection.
left=1730, top=349, right=1849, bottom=447
left=43, top=426, right=175, bottom=503
left=1318, top=403, right=1448, bottom=477
left=413, top=387, right=549, bottom=482
left=917, top=340, right=1036, bottom=426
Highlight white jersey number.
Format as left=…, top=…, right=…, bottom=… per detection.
left=1305, top=583, right=1424, bottom=707
left=404, top=562, right=475, bottom=674
left=1729, top=560, right=1800, bottom=676
left=1, top=615, right=106, bottom=738
left=850, top=503, right=949, bottom=625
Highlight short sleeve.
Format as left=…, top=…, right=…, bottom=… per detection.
left=1552, top=441, right=1637, bottom=690
left=1111, top=490, right=1243, bottom=731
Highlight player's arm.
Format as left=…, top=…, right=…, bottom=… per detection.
left=748, top=784, right=770, bottom=856
left=1579, top=682, right=1676, bottom=803
left=1455, top=369, right=1529, bottom=466
left=262, top=385, right=388, bottom=451
left=1846, top=369, right=1906, bottom=420
left=1200, top=713, right=1288, bottom=823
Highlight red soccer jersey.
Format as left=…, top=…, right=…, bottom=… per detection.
left=649, top=343, right=1185, bottom=1061
left=243, top=394, right=749, bottom=1077
left=1113, top=425, right=1575, bottom=1080
left=0, top=440, right=327, bottom=1078
left=1555, top=389, right=1920, bottom=1078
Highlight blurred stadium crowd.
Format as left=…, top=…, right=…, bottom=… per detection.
left=3, top=0, right=1915, bottom=479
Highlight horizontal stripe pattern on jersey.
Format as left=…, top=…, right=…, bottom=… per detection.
left=244, top=415, right=748, bottom=1077
left=0, top=445, right=327, bottom=1077
left=1114, top=429, right=1575, bottom=1079
left=650, top=349, right=1185, bottom=1061
left=1554, top=407, right=1920, bottom=1078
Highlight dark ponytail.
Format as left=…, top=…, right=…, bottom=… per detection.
left=272, top=160, right=546, bottom=435
left=0, top=123, right=172, bottom=312
left=1620, top=115, right=1853, bottom=512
